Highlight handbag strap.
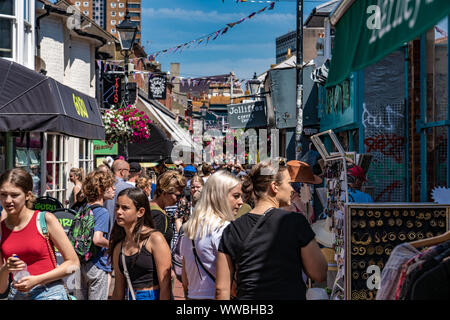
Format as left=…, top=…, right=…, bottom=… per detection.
left=192, top=240, right=215, bottom=281
left=121, top=242, right=136, bottom=300
left=39, top=211, right=72, bottom=297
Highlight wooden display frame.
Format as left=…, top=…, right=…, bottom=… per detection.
left=345, top=203, right=450, bottom=300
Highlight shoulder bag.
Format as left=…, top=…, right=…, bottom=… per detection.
left=39, top=211, right=76, bottom=300
left=120, top=242, right=136, bottom=300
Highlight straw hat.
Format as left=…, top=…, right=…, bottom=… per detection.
left=311, top=217, right=334, bottom=248
left=286, top=160, right=323, bottom=184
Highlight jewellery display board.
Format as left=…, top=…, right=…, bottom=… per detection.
left=345, top=203, right=450, bottom=300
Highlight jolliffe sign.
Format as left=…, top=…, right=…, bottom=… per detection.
left=72, top=93, right=89, bottom=118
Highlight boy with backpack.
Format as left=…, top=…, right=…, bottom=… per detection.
left=68, top=171, right=116, bottom=300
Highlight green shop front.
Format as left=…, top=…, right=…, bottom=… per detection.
left=325, top=0, right=450, bottom=202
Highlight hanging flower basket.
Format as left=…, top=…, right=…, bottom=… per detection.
left=102, top=105, right=151, bottom=144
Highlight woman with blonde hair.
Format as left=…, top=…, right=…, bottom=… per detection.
left=215, top=161, right=327, bottom=300
left=180, top=170, right=243, bottom=300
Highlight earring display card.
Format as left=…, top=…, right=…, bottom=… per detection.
left=345, top=203, right=450, bottom=300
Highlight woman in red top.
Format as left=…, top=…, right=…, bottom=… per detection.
left=0, top=168, right=79, bottom=300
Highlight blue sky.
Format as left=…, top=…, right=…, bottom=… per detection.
left=140, top=0, right=329, bottom=82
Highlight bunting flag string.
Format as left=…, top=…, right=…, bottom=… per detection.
left=148, top=2, right=275, bottom=58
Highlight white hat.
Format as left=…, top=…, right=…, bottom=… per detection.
left=311, top=216, right=334, bottom=248
left=105, top=156, right=114, bottom=168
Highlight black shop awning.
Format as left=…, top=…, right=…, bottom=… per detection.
left=0, top=58, right=105, bottom=140
left=127, top=124, right=174, bottom=163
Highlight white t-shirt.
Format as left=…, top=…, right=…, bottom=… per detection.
left=180, top=221, right=230, bottom=299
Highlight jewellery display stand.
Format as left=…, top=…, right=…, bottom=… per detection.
left=311, top=130, right=350, bottom=300
left=345, top=203, right=450, bottom=300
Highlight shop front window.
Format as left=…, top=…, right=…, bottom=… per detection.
left=13, top=132, right=42, bottom=195
left=79, top=139, right=94, bottom=174
left=46, top=134, right=67, bottom=204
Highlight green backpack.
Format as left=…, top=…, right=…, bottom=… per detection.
left=67, top=204, right=103, bottom=262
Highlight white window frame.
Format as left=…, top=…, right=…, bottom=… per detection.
left=119, top=3, right=125, bottom=8
left=44, top=134, right=68, bottom=204
left=79, top=139, right=94, bottom=174
left=83, top=2, right=89, bottom=7
left=111, top=20, right=116, bottom=25
left=111, top=3, right=116, bottom=8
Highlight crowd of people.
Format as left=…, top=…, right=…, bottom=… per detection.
left=0, top=157, right=334, bottom=300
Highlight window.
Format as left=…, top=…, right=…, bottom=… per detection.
left=79, top=139, right=94, bottom=175
left=129, top=12, right=140, bottom=18
left=0, top=0, right=14, bottom=59
left=75, top=1, right=81, bottom=6
left=111, top=20, right=116, bottom=25
left=119, top=12, right=124, bottom=17
left=13, top=133, right=42, bottom=195
left=111, top=29, right=116, bottom=34
left=83, top=1, right=89, bottom=6
left=111, top=11, right=116, bottom=16
left=45, top=134, right=68, bottom=204
left=83, top=10, right=89, bottom=15
left=128, top=3, right=140, bottom=9
left=111, top=3, right=116, bottom=8
left=119, top=3, right=125, bottom=8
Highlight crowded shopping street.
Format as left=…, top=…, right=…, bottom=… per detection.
left=0, top=0, right=449, bottom=309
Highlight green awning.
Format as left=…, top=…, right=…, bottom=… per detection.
left=326, top=0, right=450, bottom=87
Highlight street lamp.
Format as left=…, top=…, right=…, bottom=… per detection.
left=248, top=72, right=261, bottom=98
left=116, top=8, right=138, bottom=106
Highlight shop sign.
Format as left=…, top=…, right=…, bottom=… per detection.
left=72, top=94, right=89, bottom=118
left=227, top=101, right=266, bottom=129
left=93, top=140, right=118, bottom=155
left=149, top=74, right=167, bottom=100
left=104, top=75, right=122, bottom=106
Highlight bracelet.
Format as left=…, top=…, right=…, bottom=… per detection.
left=398, top=233, right=407, bottom=241
left=359, top=247, right=367, bottom=255
left=409, top=210, right=416, bottom=217
left=430, top=219, right=437, bottom=227
left=388, top=232, right=396, bottom=241
left=393, top=210, right=400, bottom=217
left=367, top=210, right=374, bottom=218
left=352, top=220, right=359, bottom=229
left=351, top=261, right=358, bottom=270
left=407, top=232, right=416, bottom=240
left=374, top=232, right=381, bottom=243
left=418, top=212, right=425, bottom=220
left=368, top=259, right=376, bottom=267
left=352, top=233, right=359, bottom=245
left=424, top=212, right=432, bottom=220
left=376, top=219, right=384, bottom=227
left=374, top=211, right=381, bottom=218
left=395, top=218, right=403, bottom=227
left=402, top=210, right=409, bottom=217
left=369, top=220, right=376, bottom=228
left=352, top=247, right=360, bottom=255
left=438, top=220, right=445, bottom=228
left=417, top=232, right=424, bottom=240
left=352, top=291, right=359, bottom=300
left=426, top=232, right=434, bottom=238
left=351, top=209, right=357, bottom=216
left=387, top=218, right=395, bottom=227
left=375, top=246, right=384, bottom=255
left=433, top=210, right=441, bottom=218
left=360, top=220, right=367, bottom=229
left=406, top=220, right=414, bottom=228
left=358, top=210, right=365, bottom=217
left=367, top=246, right=375, bottom=255
left=377, top=261, right=384, bottom=269
left=361, top=273, right=369, bottom=281
left=352, top=271, right=359, bottom=280
left=359, top=233, right=372, bottom=246
left=385, top=245, right=393, bottom=256
left=359, top=260, right=366, bottom=270
left=440, top=210, right=446, bottom=217
left=383, top=210, right=391, bottom=218
left=415, top=221, right=422, bottom=228
left=381, top=232, right=388, bottom=243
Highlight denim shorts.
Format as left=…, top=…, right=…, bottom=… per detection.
left=8, top=280, right=69, bottom=300
left=127, top=288, right=160, bottom=300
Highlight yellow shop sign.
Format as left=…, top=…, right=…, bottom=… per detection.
left=73, top=93, right=89, bottom=118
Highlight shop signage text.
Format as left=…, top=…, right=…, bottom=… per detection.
left=149, top=74, right=167, bottom=100
left=72, top=94, right=89, bottom=118
left=227, top=101, right=266, bottom=129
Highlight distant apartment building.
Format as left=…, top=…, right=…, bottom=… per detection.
left=276, top=28, right=325, bottom=64
left=67, top=0, right=141, bottom=44
left=276, top=31, right=296, bottom=64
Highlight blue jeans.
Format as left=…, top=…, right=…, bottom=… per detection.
left=127, top=288, right=160, bottom=300
left=8, top=281, right=68, bottom=300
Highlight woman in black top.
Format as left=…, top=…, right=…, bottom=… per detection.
left=109, top=188, right=172, bottom=300
left=216, top=161, right=328, bottom=300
